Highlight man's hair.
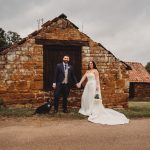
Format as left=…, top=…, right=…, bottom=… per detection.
left=63, top=55, right=70, bottom=58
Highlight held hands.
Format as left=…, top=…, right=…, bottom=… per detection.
left=76, top=83, right=81, bottom=88
left=52, top=83, right=56, bottom=89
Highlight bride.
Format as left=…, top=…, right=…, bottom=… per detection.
left=77, top=61, right=129, bottom=125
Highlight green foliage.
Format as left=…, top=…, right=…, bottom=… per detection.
left=145, top=62, right=150, bottom=74
left=6, top=31, right=22, bottom=46
left=0, top=28, right=7, bottom=49
left=117, top=102, right=150, bottom=118
left=0, top=102, right=150, bottom=118
left=0, top=107, right=86, bottom=119
left=0, top=28, right=22, bottom=51
left=0, top=108, right=35, bottom=117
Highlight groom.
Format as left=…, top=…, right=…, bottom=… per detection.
left=52, top=55, right=78, bottom=113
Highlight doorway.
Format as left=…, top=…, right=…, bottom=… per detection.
left=43, top=45, right=82, bottom=91
left=129, top=82, right=135, bottom=99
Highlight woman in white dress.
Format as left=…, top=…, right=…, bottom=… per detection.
left=78, top=61, right=129, bottom=125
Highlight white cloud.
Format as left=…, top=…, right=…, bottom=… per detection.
left=0, top=0, right=149, bottom=65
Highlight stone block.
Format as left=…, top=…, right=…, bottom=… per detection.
left=116, top=80, right=125, bottom=88
left=0, top=61, right=6, bottom=65
left=34, top=74, right=43, bottom=81
left=7, top=55, right=16, bottom=62
left=0, top=86, right=7, bottom=94
left=31, top=81, right=43, bottom=90
left=15, top=80, right=30, bottom=90
left=20, top=56, right=30, bottom=62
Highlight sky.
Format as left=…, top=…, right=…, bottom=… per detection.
left=0, top=0, right=150, bottom=65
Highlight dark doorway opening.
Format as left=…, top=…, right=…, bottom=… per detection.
left=43, top=45, right=82, bottom=91
left=129, top=82, right=135, bottom=99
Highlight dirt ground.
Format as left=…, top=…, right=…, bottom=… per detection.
left=0, top=117, right=150, bottom=150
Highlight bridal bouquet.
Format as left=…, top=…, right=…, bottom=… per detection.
left=94, top=93, right=100, bottom=99
left=94, top=90, right=101, bottom=103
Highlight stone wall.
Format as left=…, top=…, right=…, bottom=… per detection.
left=0, top=16, right=129, bottom=108
left=81, top=43, right=129, bottom=108
left=0, top=39, right=45, bottom=105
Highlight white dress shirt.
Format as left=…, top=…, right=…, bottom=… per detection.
left=62, top=62, right=68, bottom=84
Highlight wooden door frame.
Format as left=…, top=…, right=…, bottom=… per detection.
left=36, top=39, right=89, bottom=91
left=35, top=38, right=89, bottom=46
left=129, top=82, right=135, bottom=99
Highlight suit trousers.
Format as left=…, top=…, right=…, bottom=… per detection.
left=54, top=83, right=70, bottom=111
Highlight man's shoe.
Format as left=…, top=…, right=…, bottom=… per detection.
left=53, top=110, right=58, bottom=113
left=63, top=109, right=69, bottom=113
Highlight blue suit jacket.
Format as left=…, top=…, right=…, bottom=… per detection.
left=53, top=63, right=78, bottom=87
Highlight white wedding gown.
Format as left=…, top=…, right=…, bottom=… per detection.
left=79, top=73, right=129, bottom=125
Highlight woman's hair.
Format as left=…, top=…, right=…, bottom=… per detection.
left=88, top=61, right=97, bottom=70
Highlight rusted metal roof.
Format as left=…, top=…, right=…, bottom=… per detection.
left=126, top=62, right=150, bottom=83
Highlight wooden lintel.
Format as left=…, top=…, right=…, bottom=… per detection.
left=35, top=38, right=89, bottom=46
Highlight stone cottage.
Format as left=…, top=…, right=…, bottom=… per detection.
left=126, top=62, right=150, bottom=100
left=0, top=14, right=131, bottom=108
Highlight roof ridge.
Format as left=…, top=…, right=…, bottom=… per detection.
left=127, top=61, right=150, bottom=82
left=0, top=13, right=79, bottom=55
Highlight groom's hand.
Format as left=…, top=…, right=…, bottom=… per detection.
left=76, top=83, right=79, bottom=88
left=52, top=83, right=56, bottom=89
left=76, top=83, right=81, bottom=88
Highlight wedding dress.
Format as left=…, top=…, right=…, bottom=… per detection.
left=79, top=72, right=129, bottom=125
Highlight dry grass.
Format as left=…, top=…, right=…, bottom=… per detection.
left=117, top=101, right=150, bottom=118
left=0, top=101, right=150, bottom=119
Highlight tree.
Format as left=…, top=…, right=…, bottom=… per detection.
left=145, top=62, right=150, bottom=74
left=6, top=31, right=22, bottom=46
left=0, top=28, right=7, bottom=50
left=0, top=28, right=22, bottom=51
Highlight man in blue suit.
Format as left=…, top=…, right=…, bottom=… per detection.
left=52, top=55, right=78, bottom=113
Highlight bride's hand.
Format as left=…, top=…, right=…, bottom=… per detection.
left=96, top=86, right=99, bottom=91
left=76, top=83, right=81, bottom=88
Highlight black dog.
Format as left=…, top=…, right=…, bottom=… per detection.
left=34, top=98, right=52, bottom=114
